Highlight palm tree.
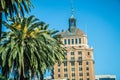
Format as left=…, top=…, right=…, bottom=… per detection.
left=0, top=0, right=33, bottom=38
left=0, top=15, right=65, bottom=80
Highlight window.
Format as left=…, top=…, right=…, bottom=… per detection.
left=79, top=78, right=83, bottom=80
left=64, top=74, right=68, bottom=77
left=71, top=52, right=74, bottom=55
left=58, top=69, right=60, bottom=72
left=72, top=73, right=75, bottom=77
left=79, top=62, right=82, bottom=65
left=75, top=38, right=78, bottom=44
left=86, top=61, right=89, bottom=65
left=71, top=62, right=75, bottom=66
left=79, top=73, right=83, bottom=76
left=87, top=73, right=89, bottom=76
left=68, top=39, right=70, bottom=44
left=87, top=78, right=90, bottom=80
left=64, top=68, right=67, bottom=72
left=64, top=52, right=67, bottom=55
left=64, top=57, right=67, bottom=60
left=79, top=38, right=81, bottom=44
left=64, top=62, right=67, bottom=66
left=86, top=67, right=89, bottom=70
left=88, top=52, right=90, bottom=55
left=72, top=68, right=75, bottom=71
left=72, top=39, right=74, bottom=44
left=58, top=74, right=60, bottom=77
left=78, top=51, right=82, bottom=55
left=79, top=67, right=82, bottom=71
left=58, top=62, right=61, bottom=66
left=71, top=57, right=75, bottom=60
left=64, top=39, right=67, bottom=44
left=78, top=57, right=82, bottom=61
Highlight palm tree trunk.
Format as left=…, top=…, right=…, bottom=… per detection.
left=40, top=73, right=44, bottom=80
left=20, top=69, right=24, bottom=80
left=19, top=65, right=25, bottom=80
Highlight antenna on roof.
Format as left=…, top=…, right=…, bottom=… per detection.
left=70, top=0, right=74, bottom=15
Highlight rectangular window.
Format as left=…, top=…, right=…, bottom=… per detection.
left=64, top=39, right=67, bottom=44
left=86, top=67, right=89, bottom=70
left=72, top=39, right=74, bottom=44
left=79, top=62, right=82, bottom=65
left=64, top=74, right=68, bottom=77
left=79, top=78, right=83, bottom=80
left=71, top=57, right=75, bottom=60
left=68, top=39, right=70, bottom=44
left=64, top=52, right=67, bottom=55
left=58, top=62, right=61, bottom=66
left=58, top=69, right=60, bottom=72
left=88, top=52, right=90, bottom=55
left=86, top=61, right=89, bottom=65
left=78, top=57, right=82, bottom=61
left=79, top=38, right=81, bottom=44
left=58, top=74, right=60, bottom=77
left=72, top=68, right=75, bottom=71
left=71, top=62, right=75, bottom=66
left=72, top=73, right=75, bottom=77
left=87, top=78, right=90, bottom=80
left=79, top=73, right=83, bottom=76
left=64, top=68, right=67, bottom=72
left=78, top=51, right=82, bottom=55
left=87, top=73, right=89, bottom=76
left=71, top=52, right=74, bottom=55
left=64, top=57, right=67, bottom=61
left=75, top=38, right=78, bottom=44
left=79, top=67, right=82, bottom=71
left=64, top=62, right=67, bottom=66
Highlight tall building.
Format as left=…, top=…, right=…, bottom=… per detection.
left=53, top=13, right=95, bottom=80
left=95, top=75, right=116, bottom=80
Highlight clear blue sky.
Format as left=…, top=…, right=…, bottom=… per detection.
left=2, top=0, right=120, bottom=80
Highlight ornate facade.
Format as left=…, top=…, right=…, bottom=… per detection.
left=53, top=14, right=95, bottom=80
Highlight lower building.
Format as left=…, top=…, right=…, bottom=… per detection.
left=95, top=75, right=116, bottom=80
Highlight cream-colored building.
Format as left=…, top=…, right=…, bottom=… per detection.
left=53, top=14, right=95, bottom=80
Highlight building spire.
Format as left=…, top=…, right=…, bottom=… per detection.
left=70, top=0, right=74, bottom=16
left=68, top=0, right=76, bottom=33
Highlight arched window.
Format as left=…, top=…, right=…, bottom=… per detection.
left=86, top=61, right=89, bottom=65
left=79, top=38, right=81, bottom=44
left=72, top=39, right=74, bottom=44
left=68, top=39, right=70, bottom=44
left=64, top=39, right=67, bottom=44
left=75, top=38, right=78, bottom=44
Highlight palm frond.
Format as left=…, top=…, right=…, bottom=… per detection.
left=0, top=15, right=65, bottom=79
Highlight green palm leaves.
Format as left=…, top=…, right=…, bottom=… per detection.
left=0, top=0, right=32, bottom=17
left=0, top=16, right=65, bottom=79
left=0, top=0, right=33, bottom=39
